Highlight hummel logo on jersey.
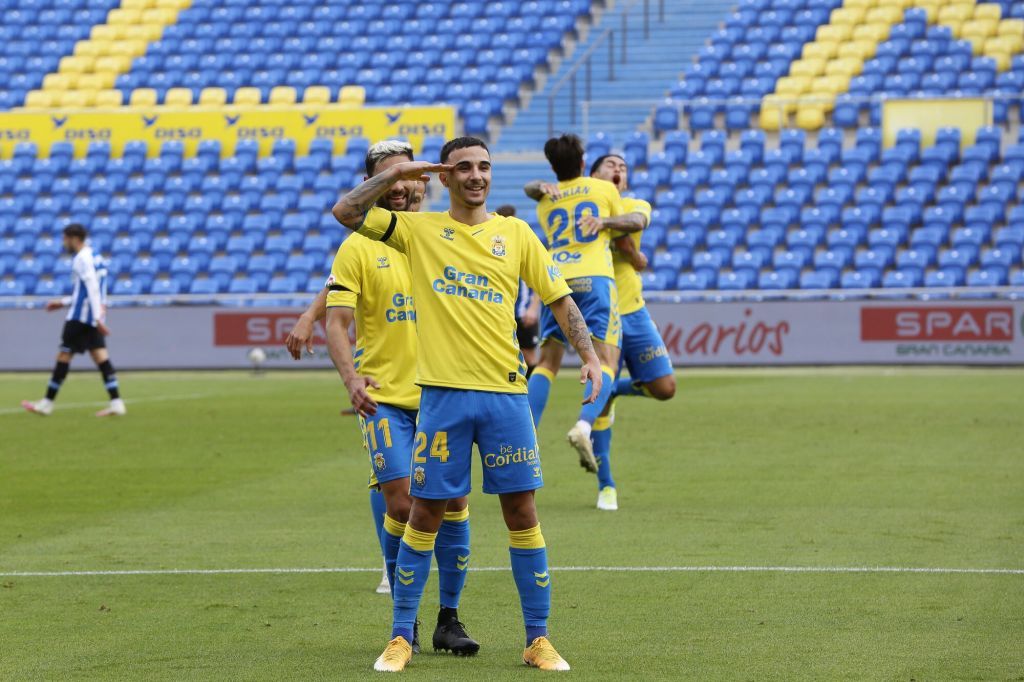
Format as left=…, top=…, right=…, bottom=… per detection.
left=441, top=227, right=456, bottom=241
left=376, top=256, right=390, bottom=269
left=547, top=265, right=562, bottom=281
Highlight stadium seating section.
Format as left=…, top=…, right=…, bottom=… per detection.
left=2, top=0, right=1024, bottom=298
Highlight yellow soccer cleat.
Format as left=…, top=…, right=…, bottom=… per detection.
left=596, top=486, right=618, bottom=511
left=373, top=636, right=412, bottom=672
left=523, top=636, right=571, bottom=671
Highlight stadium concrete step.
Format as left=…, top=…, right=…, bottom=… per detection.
left=498, top=0, right=736, bottom=151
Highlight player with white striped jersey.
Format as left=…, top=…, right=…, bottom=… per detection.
left=22, top=223, right=126, bottom=417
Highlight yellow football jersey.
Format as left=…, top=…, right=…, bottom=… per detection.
left=357, top=206, right=572, bottom=394
left=325, top=233, right=420, bottom=410
left=612, top=197, right=653, bottom=316
left=534, top=176, right=625, bottom=280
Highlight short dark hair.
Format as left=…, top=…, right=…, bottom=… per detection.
left=589, top=153, right=625, bottom=176
left=544, top=134, right=584, bottom=181
left=495, top=204, right=516, bottom=217
left=63, top=223, right=87, bottom=240
left=440, top=136, right=489, bottom=163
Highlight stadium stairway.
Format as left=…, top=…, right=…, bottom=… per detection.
left=496, top=0, right=735, bottom=152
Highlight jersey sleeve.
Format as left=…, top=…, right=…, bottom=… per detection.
left=518, top=220, right=572, bottom=305
left=326, top=240, right=362, bottom=309
left=356, top=206, right=411, bottom=254
left=614, top=198, right=652, bottom=239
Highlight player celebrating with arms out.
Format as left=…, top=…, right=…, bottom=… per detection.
left=524, top=134, right=644, bottom=475
left=333, top=136, right=603, bottom=672
left=22, top=223, right=125, bottom=417
left=295, top=141, right=478, bottom=654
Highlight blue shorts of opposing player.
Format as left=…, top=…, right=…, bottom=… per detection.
left=412, top=387, right=543, bottom=499
left=539, top=275, right=621, bottom=347
left=360, top=403, right=419, bottom=486
left=620, top=307, right=674, bottom=384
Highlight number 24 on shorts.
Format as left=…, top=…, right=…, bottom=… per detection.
left=413, top=431, right=450, bottom=463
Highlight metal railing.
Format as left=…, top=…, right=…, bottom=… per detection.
left=546, top=0, right=666, bottom=137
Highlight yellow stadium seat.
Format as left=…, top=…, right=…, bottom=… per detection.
left=142, top=8, right=177, bottom=23
left=817, top=24, right=853, bottom=42
left=198, top=87, right=228, bottom=105
left=830, top=7, right=865, bottom=25
left=986, top=35, right=1021, bottom=55
left=134, top=23, right=165, bottom=41
left=339, top=85, right=366, bottom=106
left=76, top=74, right=106, bottom=91
left=938, top=4, right=973, bottom=23
left=42, top=73, right=74, bottom=91
left=156, top=0, right=191, bottom=9
left=811, top=75, right=850, bottom=98
left=943, top=19, right=966, bottom=38
left=853, top=22, right=891, bottom=42
left=90, top=25, right=122, bottom=41
left=24, top=90, right=56, bottom=109
left=962, top=19, right=998, bottom=39
left=95, top=56, right=131, bottom=73
left=95, top=89, right=124, bottom=107
left=985, top=49, right=1011, bottom=71
left=164, top=87, right=193, bottom=106
left=914, top=2, right=939, bottom=23
left=865, top=6, right=901, bottom=24
left=974, top=4, right=1002, bottom=21
left=111, top=40, right=148, bottom=58
left=90, top=72, right=118, bottom=89
left=73, top=41, right=106, bottom=58
left=838, top=39, right=877, bottom=60
left=998, top=19, right=1024, bottom=37
left=122, top=0, right=155, bottom=8
left=302, top=86, right=331, bottom=105
left=232, top=87, right=262, bottom=105
left=269, top=86, right=297, bottom=105
left=59, top=90, right=93, bottom=107
left=826, top=57, right=863, bottom=77
left=759, top=97, right=787, bottom=131
left=796, top=104, right=826, bottom=131
left=60, top=56, right=96, bottom=74
left=107, top=9, right=142, bottom=24
left=790, top=59, right=826, bottom=78
left=775, top=76, right=811, bottom=96
left=803, top=41, right=839, bottom=60
left=844, top=0, right=874, bottom=7
left=130, top=88, right=158, bottom=107
left=887, top=0, right=914, bottom=8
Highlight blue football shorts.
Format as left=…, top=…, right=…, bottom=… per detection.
left=620, top=307, right=674, bottom=384
left=360, top=403, right=418, bottom=487
left=539, top=275, right=621, bottom=347
left=410, top=386, right=543, bottom=499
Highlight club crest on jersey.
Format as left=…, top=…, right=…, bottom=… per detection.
left=374, top=453, right=386, bottom=470
left=376, top=256, right=390, bottom=269
left=324, top=274, right=336, bottom=288
left=490, top=234, right=506, bottom=257
left=413, top=466, right=426, bottom=487
left=441, top=227, right=456, bottom=241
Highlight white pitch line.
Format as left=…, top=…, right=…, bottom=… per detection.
left=2, top=565, right=1022, bottom=578
left=0, top=392, right=207, bottom=416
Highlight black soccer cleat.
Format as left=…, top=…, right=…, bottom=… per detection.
left=411, top=619, right=421, bottom=654
left=432, top=612, right=480, bottom=656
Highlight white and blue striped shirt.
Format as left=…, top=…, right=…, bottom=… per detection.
left=65, top=245, right=107, bottom=326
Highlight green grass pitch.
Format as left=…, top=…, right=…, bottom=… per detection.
left=2, top=368, right=1022, bottom=680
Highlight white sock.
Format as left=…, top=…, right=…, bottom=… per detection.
left=574, top=419, right=592, bottom=439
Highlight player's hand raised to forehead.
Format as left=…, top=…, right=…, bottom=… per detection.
left=388, top=161, right=453, bottom=183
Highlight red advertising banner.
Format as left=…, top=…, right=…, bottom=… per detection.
left=860, top=306, right=1015, bottom=342
left=214, top=312, right=327, bottom=347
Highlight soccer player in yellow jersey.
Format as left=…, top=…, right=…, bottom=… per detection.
left=333, top=136, right=603, bottom=673
left=290, top=141, right=478, bottom=655
left=585, top=153, right=677, bottom=511
left=525, top=134, right=645, bottom=476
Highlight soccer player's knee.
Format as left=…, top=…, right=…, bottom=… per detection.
left=648, top=376, right=676, bottom=401
left=446, top=497, right=469, bottom=513
left=386, top=494, right=412, bottom=523
left=499, top=493, right=538, bottom=531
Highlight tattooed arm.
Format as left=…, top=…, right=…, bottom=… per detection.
left=332, top=161, right=451, bottom=230
left=548, top=294, right=603, bottom=404
left=523, top=180, right=562, bottom=202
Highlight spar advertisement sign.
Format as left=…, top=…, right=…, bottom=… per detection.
left=1, top=300, right=1023, bottom=370
left=645, top=300, right=1024, bottom=365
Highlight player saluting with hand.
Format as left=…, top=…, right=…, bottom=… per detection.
left=333, top=136, right=603, bottom=673
left=22, top=223, right=125, bottom=418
